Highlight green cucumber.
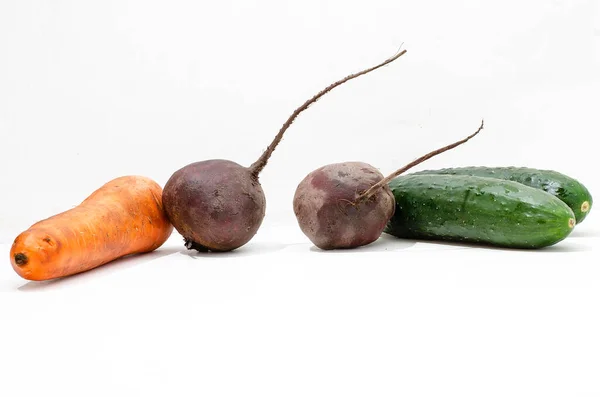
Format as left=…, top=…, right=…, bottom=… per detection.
left=385, top=174, right=576, bottom=249
left=410, top=166, right=592, bottom=223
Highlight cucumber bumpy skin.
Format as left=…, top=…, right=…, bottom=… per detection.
left=385, top=174, right=576, bottom=249
left=410, top=166, right=592, bottom=224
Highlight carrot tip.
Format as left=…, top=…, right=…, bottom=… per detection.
left=14, top=253, right=28, bottom=266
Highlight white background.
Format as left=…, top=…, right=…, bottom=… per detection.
left=1, top=0, right=599, bottom=396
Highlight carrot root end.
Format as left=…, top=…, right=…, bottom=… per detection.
left=14, top=253, right=28, bottom=266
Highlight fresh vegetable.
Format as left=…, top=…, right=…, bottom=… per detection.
left=385, top=174, right=576, bottom=248
left=293, top=162, right=395, bottom=250
left=10, top=176, right=173, bottom=281
left=162, top=49, right=408, bottom=252
left=293, top=121, right=484, bottom=250
left=409, top=166, right=592, bottom=223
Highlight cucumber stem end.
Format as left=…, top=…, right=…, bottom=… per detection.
left=581, top=201, right=590, bottom=213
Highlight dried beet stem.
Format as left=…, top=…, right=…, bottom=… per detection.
left=248, top=49, right=408, bottom=178
left=358, top=119, right=485, bottom=201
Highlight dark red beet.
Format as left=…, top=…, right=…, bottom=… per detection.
left=163, top=160, right=265, bottom=251
left=163, top=49, right=408, bottom=252
left=293, top=121, right=485, bottom=250
left=293, top=162, right=395, bottom=250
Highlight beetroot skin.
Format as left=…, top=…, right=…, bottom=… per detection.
left=293, top=162, right=395, bottom=250
left=163, top=160, right=266, bottom=252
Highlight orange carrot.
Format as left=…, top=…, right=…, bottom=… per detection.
left=10, top=176, right=173, bottom=281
